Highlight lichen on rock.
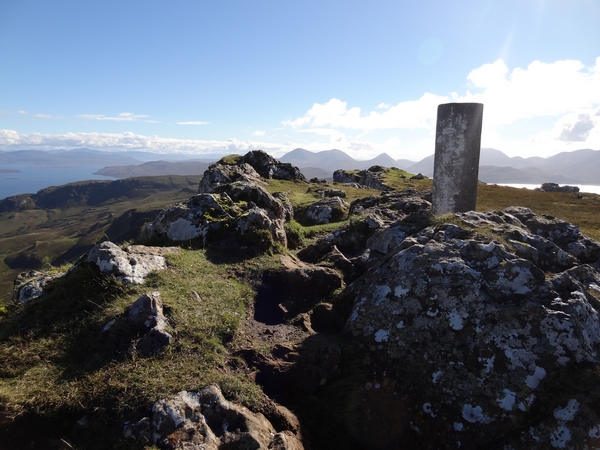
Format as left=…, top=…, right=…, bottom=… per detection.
left=340, top=207, right=600, bottom=449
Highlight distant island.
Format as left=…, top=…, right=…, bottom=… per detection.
left=0, top=169, right=21, bottom=174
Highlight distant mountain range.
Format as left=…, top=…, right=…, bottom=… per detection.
left=0, top=148, right=215, bottom=167
left=95, top=160, right=212, bottom=178
left=280, top=147, right=600, bottom=185
left=3, top=147, right=600, bottom=185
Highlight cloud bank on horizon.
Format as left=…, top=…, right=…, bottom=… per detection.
left=2, top=56, right=599, bottom=160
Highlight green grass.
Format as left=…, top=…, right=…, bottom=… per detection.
left=476, top=183, right=600, bottom=242
left=216, top=154, right=243, bottom=165
left=0, top=249, right=265, bottom=449
left=0, top=176, right=203, bottom=305
left=3, top=173, right=600, bottom=448
left=380, top=168, right=431, bottom=191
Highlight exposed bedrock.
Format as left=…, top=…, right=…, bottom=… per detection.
left=340, top=207, right=600, bottom=449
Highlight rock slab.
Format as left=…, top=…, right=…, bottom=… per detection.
left=342, top=207, right=600, bottom=449
left=123, top=384, right=304, bottom=449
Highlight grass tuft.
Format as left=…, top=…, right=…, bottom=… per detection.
left=0, top=249, right=264, bottom=449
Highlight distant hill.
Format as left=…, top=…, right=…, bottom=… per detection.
left=406, top=148, right=600, bottom=184
left=296, top=167, right=334, bottom=181
left=280, top=148, right=418, bottom=176
left=5, top=146, right=600, bottom=185
left=478, top=165, right=580, bottom=184
left=95, top=160, right=212, bottom=178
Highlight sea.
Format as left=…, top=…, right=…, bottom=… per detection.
left=0, top=165, right=117, bottom=200
left=497, top=184, right=600, bottom=195
left=2, top=168, right=600, bottom=201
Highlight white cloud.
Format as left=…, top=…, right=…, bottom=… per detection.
left=0, top=128, right=423, bottom=161
left=31, top=113, right=63, bottom=119
left=282, top=57, right=600, bottom=159
left=11, top=110, right=63, bottom=119
left=0, top=129, right=290, bottom=156
left=283, top=93, right=448, bottom=131
left=251, top=130, right=265, bottom=136
left=462, top=58, right=600, bottom=127
left=558, top=113, right=596, bottom=142
left=285, top=58, right=600, bottom=136
left=177, top=121, right=210, bottom=125
left=78, top=112, right=151, bottom=122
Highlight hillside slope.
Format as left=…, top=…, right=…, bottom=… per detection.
left=3, top=155, right=600, bottom=449
left=0, top=175, right=202, bottom=304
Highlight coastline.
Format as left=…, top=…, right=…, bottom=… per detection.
left=497, top=183, right=600, bottom=195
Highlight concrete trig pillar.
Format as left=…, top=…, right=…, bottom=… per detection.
left=432, top=102, right=484, bottom=215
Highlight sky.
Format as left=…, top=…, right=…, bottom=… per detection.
left=1, top=0, right=599, bottom=162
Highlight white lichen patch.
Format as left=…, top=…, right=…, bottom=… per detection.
left=462, top=404, right=493, bottom=424
left=496, top=389, right=517, bottom=411
left=432, top=371, right=443, bottom=384
left=588, top=425, right=600, bottom=438
left=394, top=285, right=410, bottom=297
left=396, top=321, right=405, bottom=329
left=486, top=255, right=500, bottom=268
left=495, top=263, right=534, bottom=295
left=550, top=425, right=571, bottom=448
left=525, top=366, right=546, bottom=389
left=478, top=355, right=495, bottom=374
left=478, top=242, right=496, bottom=252
left=348, top=296, right=367, bottom=322
left=427, top=308, right=439, bottom=317
left=517, top=394, right=535, bottom=412
left=423, top=402, right=436, bottom=418
left=374, top=329, right=389, bottom=343
left=373, top=285, right=391, bottom=306
left=553, top=399, right=579, bottom=421
left=447, top=310, right=467, bottom=330
left=167, top=218, right=201, bottom=241
left=540, top=313, right=579, bottom=366
left=490, top=323, right=537, bottom=370
left=454, top=422, right=464, bottom=431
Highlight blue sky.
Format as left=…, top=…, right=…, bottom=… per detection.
left=1, top=0, right=599, bottom=161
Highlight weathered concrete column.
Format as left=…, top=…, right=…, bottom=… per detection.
left=432, top=102, right=484, bottom=215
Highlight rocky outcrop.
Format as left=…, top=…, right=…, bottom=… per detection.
left=503, top=206, right=600, bottom=266
left=86, top=242, right=179, bottom=284
left=126, top=291, right=172, bottom=356
left=539, top=182, right=580, bottom=193
left=198, top=162, right=263, bottom=193
left=312, top=188, right=346, bottom=198
left=340, top=207, right=600, bottom=449
left=349, top=188, right=432, bottom=220
left=143, top=183, right=289, bottom=250
left=12, top=270, right=65, bottom=303
left=145, top=151, right=305, bottom=250
left=302, top=196, right=349, bottom=225
left=296, top=188, right=432, bottom=266
left=123, top=384, right=304, bottom=449
left=198, top=150, right=306, bottom=194
left=333, top=166, right=398, bottom=191
left=241, top=150, right=307, bottom=181
left=11, top=243, right=180, bottom=302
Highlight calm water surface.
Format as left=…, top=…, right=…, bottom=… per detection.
left=0, top=165, right=116, bottom=199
